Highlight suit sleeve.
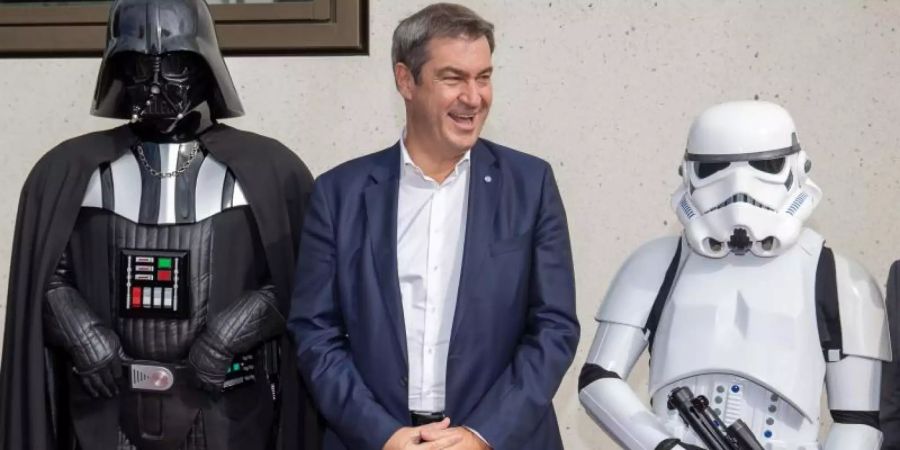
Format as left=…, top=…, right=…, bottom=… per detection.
left=462, top=164, right=580, bottom=448
left=881, top=261, right=900, bottom=449
left=287, top=179, right=403, bottom=450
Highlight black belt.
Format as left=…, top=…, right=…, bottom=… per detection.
left=124, top=353, right=258, bottom=393
left=410, top=411, right=445, bottom=426
left=119, top=362, right=204, bottom=450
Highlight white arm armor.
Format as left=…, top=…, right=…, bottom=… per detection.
left=822, top=253, right=891, bottom=450
left=580, top=237, right=684, bottom=450
left=580, top=322, right=674, bottom=450
left=824, top=356, right=883, bottom=449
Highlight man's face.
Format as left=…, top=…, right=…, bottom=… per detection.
left=399, top=35, right=493, bottom=154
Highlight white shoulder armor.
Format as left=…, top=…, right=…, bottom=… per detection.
left=596, top=236, right=683, bottom=328
left=82, top=168, right=103, bottom=208
left=833, top=252, right=891, bottom=361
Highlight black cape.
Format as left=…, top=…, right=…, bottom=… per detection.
left=0, top=124, right=319, bottom=449
left=882, top=261, right=900, bottom=448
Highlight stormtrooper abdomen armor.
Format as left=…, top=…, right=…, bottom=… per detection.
left=648, top=230, right=826, bottom=447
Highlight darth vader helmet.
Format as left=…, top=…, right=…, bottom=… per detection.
left=91, top=0, right=244, bottom=132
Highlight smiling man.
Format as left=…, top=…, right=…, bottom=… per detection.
left=287, top=3, right=579, bottom=450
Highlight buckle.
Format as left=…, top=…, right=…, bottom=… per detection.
left=410, top=411, right=445, bottom=426
left=130, top=363, right=176, bottom=392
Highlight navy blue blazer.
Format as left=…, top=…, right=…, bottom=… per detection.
left=288, top=139, right=579, bottom=450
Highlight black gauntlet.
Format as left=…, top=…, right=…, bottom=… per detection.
left=43, top=251, right=123, bottom=398
left=187, top=285, right=284, bottom=393
left=656, top=439, right=706, bottom=450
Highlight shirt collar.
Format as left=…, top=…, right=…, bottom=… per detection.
left=400, top=128, right=471, bottom=183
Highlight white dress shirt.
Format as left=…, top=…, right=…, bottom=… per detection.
left=397, top=136, right=470, bottom=413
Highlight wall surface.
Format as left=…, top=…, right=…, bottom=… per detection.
left=1, top=1, right=899, bottom=448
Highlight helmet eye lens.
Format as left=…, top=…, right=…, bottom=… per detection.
left=119, top=54, right=154, bottom=83
left=749, top=157, right=785, bottom=174
left=160, top=53, right=203, bottom=80
left=117, top=52, right=204, bottom=83
left=695, top=162, right=730, bottom=179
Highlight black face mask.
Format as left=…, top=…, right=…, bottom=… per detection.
left=119, top=52, right=211, bottom=134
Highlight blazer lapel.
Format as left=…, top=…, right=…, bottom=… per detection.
left=449, top=141, right=499, bottom=354
left=363, top=144, right=408, bottom=365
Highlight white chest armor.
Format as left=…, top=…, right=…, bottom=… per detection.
left=649, top=230, right=826, bottom=449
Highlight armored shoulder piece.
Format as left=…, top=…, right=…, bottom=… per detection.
left=832, top=252, right=891, bottom=361
left=596, top=235, right=684, bottom=329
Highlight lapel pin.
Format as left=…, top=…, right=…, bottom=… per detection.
left=484, top=175, right=492, bottom=183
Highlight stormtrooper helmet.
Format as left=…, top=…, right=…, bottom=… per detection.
left=671, top=101, right=821, bottom=258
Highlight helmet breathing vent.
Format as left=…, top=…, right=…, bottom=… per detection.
left=705, top=193, right=774, bottom=214
left=786, top=192, right=809, bottom=216
left=679, top=196, right=696, bottom=219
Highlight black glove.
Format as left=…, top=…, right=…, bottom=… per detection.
left=187, top=332, right=232, bottom=394
left=44, top=282, right=124, bottom=398
left=72, top=337, right=124, bottom=398
left=656, top=439, right=705, bottom=450
left=187, top=286, right=284, bottom=393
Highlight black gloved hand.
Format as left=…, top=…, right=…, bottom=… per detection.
left=187, top=332, right=232, bottom=394
left=187, top=286, right=284, bottom=395
left=44, top=281, right=125, bottom=399
left=72, top=338, right=123, bottom=398
left=656, top=438, right=706, bottom=450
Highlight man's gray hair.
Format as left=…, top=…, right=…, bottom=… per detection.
left=392, top=3, right=495, bottom=83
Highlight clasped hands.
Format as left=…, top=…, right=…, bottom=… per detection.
left=383, top=418, right=490, bottom=450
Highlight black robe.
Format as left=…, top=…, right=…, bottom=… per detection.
left=882, top=261, right=900, bottom=449
left=0, top=123, right=319, bottom=449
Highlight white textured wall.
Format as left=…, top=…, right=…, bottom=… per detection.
left=2, top=1, right=899, bottom=448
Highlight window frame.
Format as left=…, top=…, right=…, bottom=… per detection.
left=0, top=0, right=368, bottom=57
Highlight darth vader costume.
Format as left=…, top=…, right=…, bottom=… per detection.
left=0, top=0, right=317, bottom=448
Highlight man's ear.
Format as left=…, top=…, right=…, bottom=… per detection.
left=394, top=62, right=415, bottom=101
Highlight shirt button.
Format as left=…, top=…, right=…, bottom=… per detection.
left=400, top=376, right=408, bottom=387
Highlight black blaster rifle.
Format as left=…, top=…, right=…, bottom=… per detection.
left=667, top=386, right=765, bottom=450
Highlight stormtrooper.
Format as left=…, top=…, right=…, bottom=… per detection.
left=579, top=101, right=890, bottom=450
left=0, top=0, right=315, bottom=449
